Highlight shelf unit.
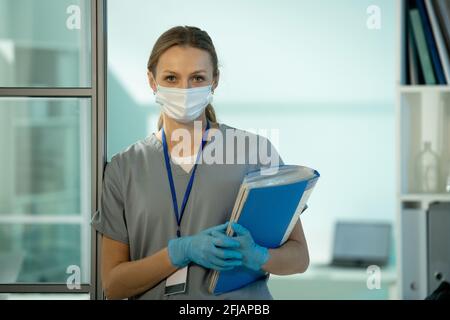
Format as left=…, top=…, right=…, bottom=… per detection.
left=396, top=0, right=450, bottom=300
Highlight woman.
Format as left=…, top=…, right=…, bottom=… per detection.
left=91, top=25, right=309, bottom=300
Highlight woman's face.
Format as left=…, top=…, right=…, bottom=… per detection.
left=148, top=45, right=219, bottom=92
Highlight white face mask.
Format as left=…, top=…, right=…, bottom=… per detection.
left=154, top=83, right=214, bottom=123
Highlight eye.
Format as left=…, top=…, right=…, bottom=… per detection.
left=193, top=76, right=205, bottom=82
left=165, top=75, right=176, bottom=82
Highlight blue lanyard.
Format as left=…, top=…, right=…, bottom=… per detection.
left=162, top=121, right=210, bottom=238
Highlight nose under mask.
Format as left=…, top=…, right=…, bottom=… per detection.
left=154, top=84, right=214, bottom=123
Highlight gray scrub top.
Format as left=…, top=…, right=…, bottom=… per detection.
left=91, top=122, right=283, bottom=300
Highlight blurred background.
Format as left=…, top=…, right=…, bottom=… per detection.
left=106, top=0, right=397, bottom=299
left=106, top=0, right=396, bottom=265
left=0, top=0, right=415, bottom=300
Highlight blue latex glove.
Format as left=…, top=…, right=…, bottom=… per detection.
left=224, top=222, right=270, bottom=272
left=168, top=222, right=243, bottom=271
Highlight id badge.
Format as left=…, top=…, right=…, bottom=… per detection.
left=164, top=266, right=188, bottom=296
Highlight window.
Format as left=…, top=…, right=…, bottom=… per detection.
left=0, top=98, right=91, bottom=284
left=0, top=0, right=106, bottom=299
left=0, top=0, right=91, bottom=87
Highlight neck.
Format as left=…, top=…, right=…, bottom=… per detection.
left=162, top=113, right=208, bottom=156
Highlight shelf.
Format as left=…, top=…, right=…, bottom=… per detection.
left=400, top=193, right=450, bottom=202
left=399, top=85, right=450, bottom=93
left=395, top=0, right=450, bottom=300
left=269, top=264, right=397, bottom=282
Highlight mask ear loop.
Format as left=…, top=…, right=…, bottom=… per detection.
left=152, top=78, right=159, bottom=96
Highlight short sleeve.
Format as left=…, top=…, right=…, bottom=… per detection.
left=91, top=156, right=129, bottom=244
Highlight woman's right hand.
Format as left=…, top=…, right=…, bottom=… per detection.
left=167, top=222, right=243, bottom=271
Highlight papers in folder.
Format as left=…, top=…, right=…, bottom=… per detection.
left=208, top=165, right=320, bottom=295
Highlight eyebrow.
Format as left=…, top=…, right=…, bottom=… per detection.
left=162, top=69, right=207, bottom=75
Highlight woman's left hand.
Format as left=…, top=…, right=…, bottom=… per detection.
left=213, top=222, right=270, bottom=272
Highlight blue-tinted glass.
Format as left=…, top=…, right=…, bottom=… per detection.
left=0, top=97, right=91, bottom=284
left=0, top=0, right=91, bottom=87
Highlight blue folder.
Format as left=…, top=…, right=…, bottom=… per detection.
left=210, top=166, right=320, bottom=295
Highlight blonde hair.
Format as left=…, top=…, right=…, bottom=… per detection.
left=147, top=26, right=219, bottom=130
